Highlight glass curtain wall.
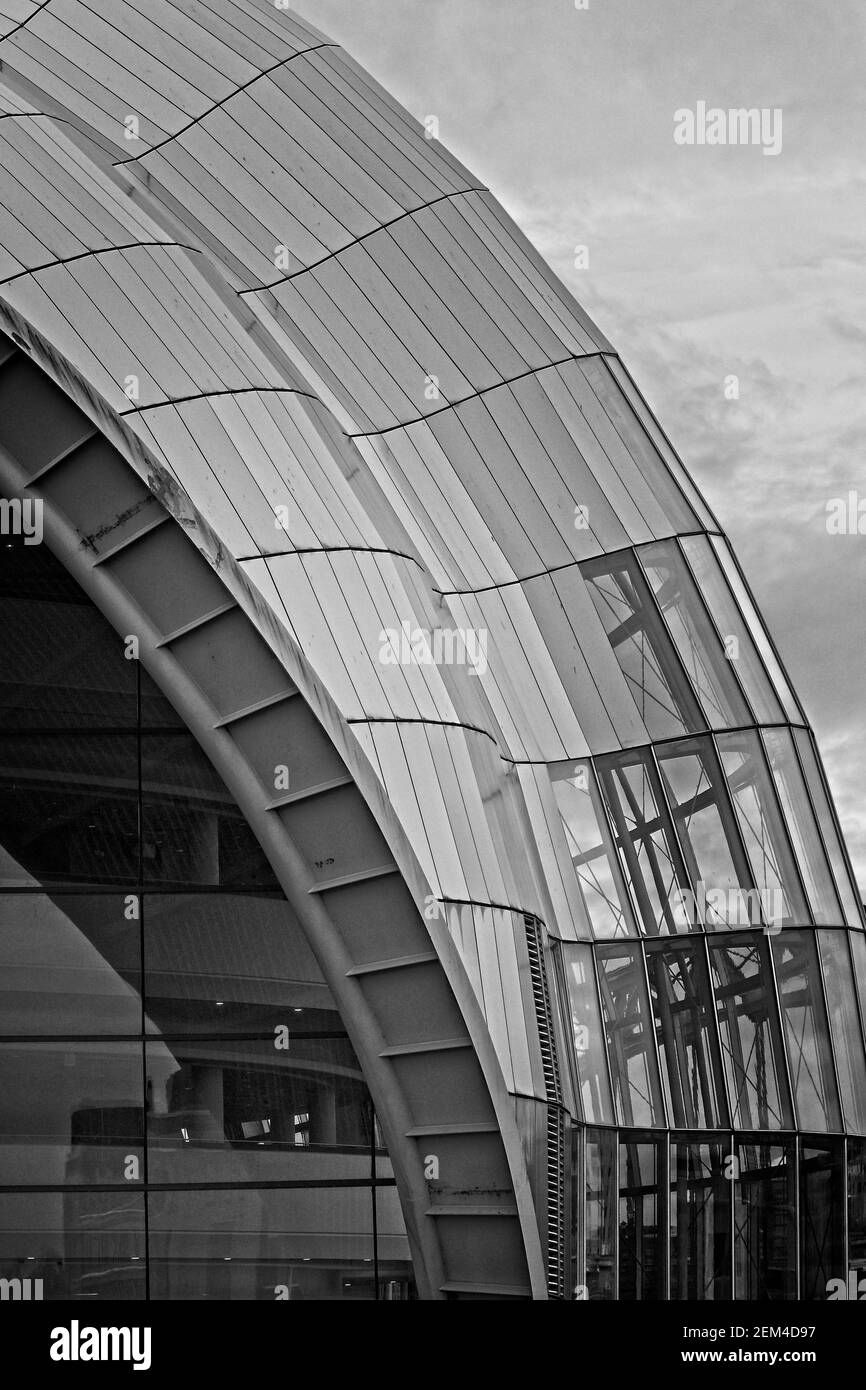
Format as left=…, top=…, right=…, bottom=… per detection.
left=0, top=524, right=414, bottom=1300
left=555, top=536, right=866, bottom=1300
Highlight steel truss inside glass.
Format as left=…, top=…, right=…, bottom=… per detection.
left=547, top=532, right=866, bottom=1299
left=574, top=1126, right=866, bottom=1301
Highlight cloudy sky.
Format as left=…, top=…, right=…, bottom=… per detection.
left=296, top=0, right=866, bottom=891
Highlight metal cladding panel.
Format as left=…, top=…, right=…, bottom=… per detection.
left=0, top=244, right=311, bottom=415
left=314, top=46, right=479, bottom=193
left=132, top=395, right=378, bottom=553
left=252, top=209, right=607, bottom=433
left=444, top=903, right=540, bottom=1101
left=0, top=118, right=165, bottom=277
left=3, top=20, right=207, bottom=146
left=0, top=2, right=41, bottom=38
left=158, top=0, right=326, bottom=67
left=0, top=0, right=328, bottom=145
left=0, top=88, right=38, bottom=114
left=424, top=196, right=596, bottom=363
left=353, top=431, right=509, bottom=592
left=349, top=360, right=708, bottom=594
left=239, top=550, right=467, bottom=724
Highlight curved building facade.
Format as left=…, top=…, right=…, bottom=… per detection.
left=0, top=0, right=863, bottom=1301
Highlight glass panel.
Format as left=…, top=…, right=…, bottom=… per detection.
left=147, top=1187, right=378, bottom=1300
left=657, top=737, right=756, bottom=929
left=644, top=943, right=729, bottom=1128
left=708, top=939, right=792, bottom=1129
left=792, top=729, right=862, bottom=927
left=561, top=944, right=614, bottom=1123
left=584, top=1128, right=616, bottom=1300
left=0, top=733, right=139, bottom=888
left=817, top=932, right=866, bottom=1132
left=0, top=1191, right=145, bottom=1300
left=143, top=893, right=334, bottom=1035
left=373, top=1184, right=418, bottom=1301
left=550, top=761, right=637, bottom=939
left=639, top=539, right=750, bottom=728
left=597, top=750, right=693, bottom=936
left=0, top=1042, right=144, bottom=1186
left=800, top=1140, right=844, bottom=1299
left=718, top=730, right=809, bottom=927
left=582, top=551, right=703, bottom=739
left=762, top=728, right=844, bottom=926
left=618, top=1139, right=663, bottom=1300
left=848, top=1138, right=866, bottom=1281
left=0, top=524, right=180, bottom=731
left=670, top=1142, right=731, bottom=1300
left=679, top=535, right=787, bottom=724
left=0, top=528, right=138, bottom=731
left=141, top=734, right=279, bottom=889
left=706, top=536, right=800, bottom=722
left=0, top=893, right=140, bottom=1035
left=145, top=1036, right=372, bottom=1184
left=734, top=1140, right=796, bottom=1300
left=772, top=931, right=841, bottom=1131
left=596, top=944, right=664, bottom=1126
left=851, top=932, right=866, bottom=1057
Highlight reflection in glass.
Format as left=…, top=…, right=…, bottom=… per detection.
left=681, top=535, right=788, bottom=724
left=561, top=945, right=614, bottom=1124
left=597, top=750, right=692, bottom=936
left=644, top=944, right=728, bottom=1129
left=619, top=1139, right=662, bottom=1300
left=141, top=735, right=279, bottom=889
left=708, top=940, right=792, bottom=1129
left=0, top=529, right=138, bottom=731
left=792, top=729, right=862, bottom=927
left=670, top=1143, right=731, bottom=1300
left=550, top=761, right=636, bottom=939
left=800, top=1141, right=844, bottom=1299
left=848, top=1139, right=866, bottom=1278
left=582, top=552, right=703, bottom=739
left=0, top=1042, right=144, bottom=1186
left=147, top=1187, right=396, bottom=1300
left=585, top=1128, right=616, bottom=1300
left=817, top=932, right=866, bottom=1132
left=597, top=945, right=664, bottom=1126
left=734, top=1141, right=796, bottom=1300
left=143, top=893, right=335, bottom=1035
left=0, top=894, right=140, bottom=1035
left=145, top=1037, right=372, bottom=1184
left=718, top=730, right=808, bottom=927
left=0, top=734, right=138, bottom=888
left=762, top=728, right=843, bottom=926
left=0, top=1191, right=145, bottom=1300
left=772, top=932, right=841, bottom=1131
left=0, top=525, right=179, bottom=731
left=657, top=738, right=754, bottom=930
left=639, top=539, right=750, bottom=728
